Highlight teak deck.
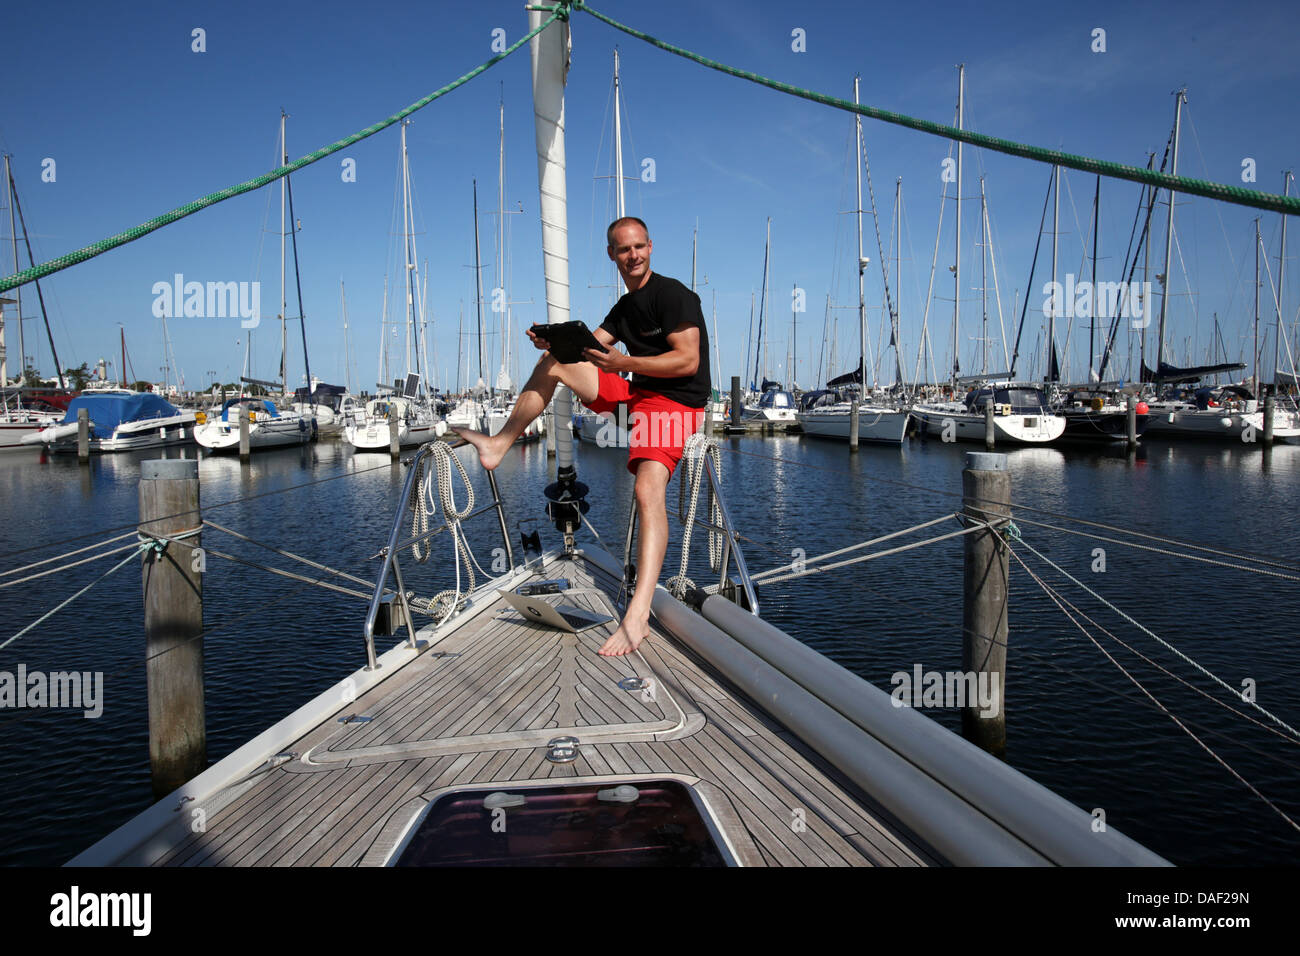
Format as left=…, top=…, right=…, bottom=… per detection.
left=145, top=554, right=941, bottom=867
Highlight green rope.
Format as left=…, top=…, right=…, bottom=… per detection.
left=574, top=2, right=1300, bottom=218
left=0, top=11, right=560, bottom=294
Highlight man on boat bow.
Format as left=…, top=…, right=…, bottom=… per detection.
left=454, top=217, right=710, bottom=657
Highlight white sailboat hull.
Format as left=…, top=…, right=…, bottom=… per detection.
left=346, top=418, right=443, bottom=450
left=194, top=416, right=312, bottom=452
left=796, top=405, right=910, bottom=443
left=912, top=404, right=1065, bottom=444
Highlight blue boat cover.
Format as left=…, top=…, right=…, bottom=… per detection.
left=61, top=393, right=182, bottom=439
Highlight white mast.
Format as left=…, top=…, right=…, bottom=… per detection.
left=1155, top=89, right=1186, bottom=370
left=614, top=49, right=625, bottom=218
left=1049, top=164, right=1059, bottom=383
left=953, top=65, right=964, bottom=385
left=854, top=76, right=866, bottom=391
left=980, top=176, right=988, bottom=377
left=529, top=6, right=574, bottom=472
left=1274, top=170, right=1291, bottom=386
left=280, top=111, right=288, bottom=397
left=895, top=177, right=903, bottom=388
left=341, top=280, right=353, bottom=395
left=401, top=120, right=414, bottom=385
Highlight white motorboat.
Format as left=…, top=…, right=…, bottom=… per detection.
left=193, top=397, right=312, bottom=453
left=23, top=390, right=197, bottom=453
left=0, top=401, right=63, bottom=452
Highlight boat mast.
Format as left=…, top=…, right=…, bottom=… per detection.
left=1274, top=171, right=1291, bottom=388
left=473, top=179, right=486, bottom=392
left=1254, top=218, right=1261, bottom=391
left=895, top=177, right=904, bottom=389
left=1048, top=164, right=1059, bottom=384
left=980, top=176, right=988, bottom=377
left=612, top=49, right=626, bottom=308
left=4, top=155, right=23, bottom=386
left=8, top=162, right=65, bottom=388
left=1140, top=153, right=1154, bottom=380
left=1090, top=175, right=1100, bottom=380
left=341, top=280, right=353, bottom=395
left=498, top=92, right=509, bottom=391
left=953, top=64, right=964, bottom=386
left=378, top=275, right=389, bottom=390
left=854, top=75, right=867, bottom=392
left=1155, top=89, right=1186, bottom=371
left=279, top=111, right=288, bottom=398
left=401, top=121, right=414, bottom=388
left=120, top=326, right=127, bottom=389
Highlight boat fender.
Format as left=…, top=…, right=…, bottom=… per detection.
left=195, top=411, right=207, bottom=424
left=1221, top=417, right=1233, bottom=428
left=1135, top=402, right=1149, bottom=415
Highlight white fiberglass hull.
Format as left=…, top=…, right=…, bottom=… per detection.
left=796, top=405, right=910, bottom=443
left=345, top=418, right=443, bottom=451
left=912, top=405, right=1065, bottom=444
left=194, top=416, right=312, bottom=452
left=1145, top=405, right=1300, bottom=441
left=29, top=413, right=198, bottom=453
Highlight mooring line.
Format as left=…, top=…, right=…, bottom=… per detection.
left=1014, top=534, right=1300, bottom=742
left=713, top=443, right=1300, bottom=577
left=0, top=544, right=146, bottom=651
left=1013, top=546, right=1300, bottom=833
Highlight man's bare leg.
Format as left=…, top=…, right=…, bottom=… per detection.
left=453, top=353, right=598, bottom=470
left=599, top=459, right=670, bottom=656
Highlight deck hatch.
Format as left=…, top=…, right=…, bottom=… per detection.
left=392, top=781, right=727, bottom=867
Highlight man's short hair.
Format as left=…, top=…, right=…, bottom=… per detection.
left=607, top=216, right=649, bottom=249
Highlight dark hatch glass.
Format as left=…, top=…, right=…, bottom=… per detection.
left=394, top=780, right=727, bottom=867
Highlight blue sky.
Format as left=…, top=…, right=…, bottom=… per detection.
left=3, top=0, right=1298, bottom=393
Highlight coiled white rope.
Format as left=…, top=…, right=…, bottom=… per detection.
left=408, top=441, right=477, bottom=623
left=667, top=433, right=723, bottom=599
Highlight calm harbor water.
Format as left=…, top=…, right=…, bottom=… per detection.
left=1, top=430, right=1298, bottom=866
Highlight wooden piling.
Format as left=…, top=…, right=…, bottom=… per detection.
left=1126, top=395, right=1138, bottom=448
left=730, top=376, right=742, bottom=429
left=546, top=403, right=556, bottom=457
left=139, top=459, right=205, bottom=797
left=389, top=412, right=400, bottom=459
left=238, top=404, right=250, bottom=462
left=961, top=451, right=1009, bottom=757
left=984, top=399, right=995, bottom=450
left=77, top=407, right=90, bottom=463
left=1263, top=391, right=1275, bottom=444
left=849, top=399, right=860, bottom=452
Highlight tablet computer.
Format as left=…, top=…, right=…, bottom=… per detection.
left=529, top=321, right=609, bottom=364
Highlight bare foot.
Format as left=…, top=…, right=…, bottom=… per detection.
left=451, top=426, right=508, bottom=471
left=598, top=609, right=650, bottom=656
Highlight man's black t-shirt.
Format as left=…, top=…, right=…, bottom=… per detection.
left=599, top=272, right=711, bottom=408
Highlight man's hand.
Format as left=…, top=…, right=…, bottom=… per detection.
left=583, top=346, right=630, bottom=373
left=526, top=327, right=551, bottom=352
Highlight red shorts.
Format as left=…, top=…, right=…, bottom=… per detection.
left=585, top=370, right=705, bottom=475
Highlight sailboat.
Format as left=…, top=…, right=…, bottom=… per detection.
left=1134, top=91, right=1299, bottom=441
left=798, top=77, right=909, bottom=444
left=195, top=112, right=315, bottom=453
left=911, top=68, right=1064, bottom=445
left=345, top=120, right=442, bottom=452
left=72, top=13, right=1167, bottom=869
